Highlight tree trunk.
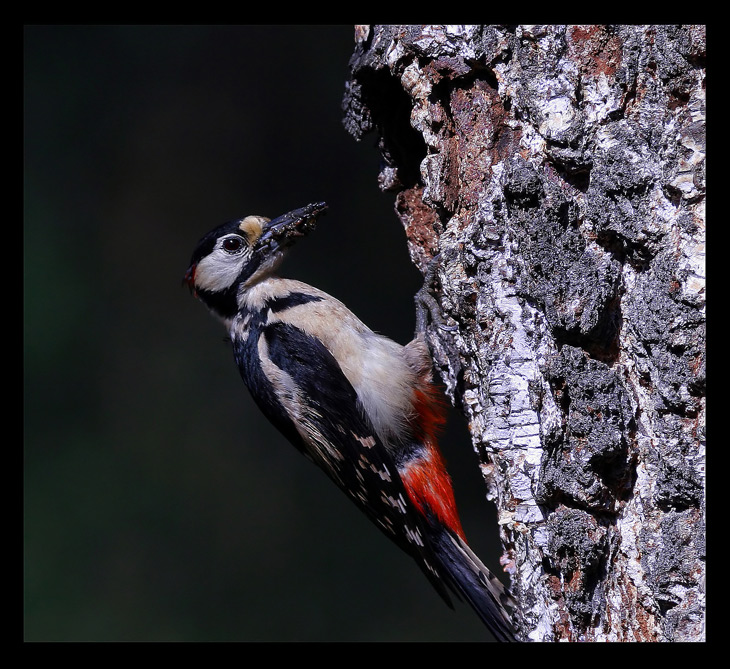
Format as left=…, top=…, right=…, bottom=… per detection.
left=343, top=24, right=705, bottom=642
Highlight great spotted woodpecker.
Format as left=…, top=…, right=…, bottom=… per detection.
left=185, top=202, right=516, bottom=641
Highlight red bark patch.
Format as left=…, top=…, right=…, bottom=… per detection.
left=396, top=185, right=441, bottom=267
left=567, top=25, right=622, bottom=78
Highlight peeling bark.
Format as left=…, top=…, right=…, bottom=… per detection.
left=343, top=25, right=705, bottom=642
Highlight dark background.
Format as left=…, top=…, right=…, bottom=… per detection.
left=24, top=25, right=504, bottom=641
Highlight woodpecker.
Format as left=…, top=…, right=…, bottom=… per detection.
left=185, top=202, right=516, bottom=641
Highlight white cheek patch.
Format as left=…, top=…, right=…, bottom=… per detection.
left=194, top=249, right=247, bottom=293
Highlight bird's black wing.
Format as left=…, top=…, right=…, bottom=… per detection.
left=233, top=320, right=454, bottom=604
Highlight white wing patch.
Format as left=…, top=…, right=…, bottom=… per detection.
left=256, top=332, right=344, bottom=478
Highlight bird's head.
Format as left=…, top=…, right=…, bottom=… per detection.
left=185, top=202, right=327, bottom=321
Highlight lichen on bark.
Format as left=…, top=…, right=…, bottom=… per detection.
left=343, top=25, right=705, bottom=642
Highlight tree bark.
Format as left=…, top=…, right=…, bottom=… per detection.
left=343, top=25, right=705, bottom=642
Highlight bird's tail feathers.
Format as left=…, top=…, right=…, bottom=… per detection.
left=435, top=530, right=517, bottom=642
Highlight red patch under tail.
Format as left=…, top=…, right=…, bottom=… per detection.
left=401, top=383, right=465, bottom=539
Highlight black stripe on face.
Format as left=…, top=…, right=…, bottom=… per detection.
left=196, top=285, right=240, bottom=321
left=266, top=292, right=323, bottom=313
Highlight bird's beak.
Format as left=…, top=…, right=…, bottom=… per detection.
left=258, top=202, right=328, bottom=252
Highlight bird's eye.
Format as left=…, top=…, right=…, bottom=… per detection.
left=222, top=236, right=244, bottom=254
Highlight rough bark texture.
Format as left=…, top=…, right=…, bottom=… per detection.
left=343, top=25, right=705, bottom=642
